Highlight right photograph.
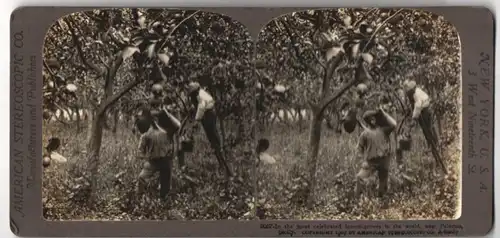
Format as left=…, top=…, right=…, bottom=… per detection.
left=254, top=8, right=461, bottom=220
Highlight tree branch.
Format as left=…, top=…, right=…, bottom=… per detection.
left=43, top=59, right=57, bottom=78
left=314, top=9, right=403, bottom=115
left=353, top=8, right=378, bottom=27
left=321, top=51, right=345, bottom=96
left=157, top=10, right=201, bottom=53
left=96, top=54, right=109, bottom=70
left=361, top=9, right=404, bottom=54
left=279, top=19, right=325, bottom=76
left=106, top=28, right=127, bottom=49
left=65, top=18, right=105, bottom=75
left=319, top=62, right=371, bottom=114
left=83, top=11, right=103, bottom=22
left=312, top=51, right=327, bottom=70
left=97, top=77, right=141, bottom=116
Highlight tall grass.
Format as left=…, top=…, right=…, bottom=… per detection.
left=256, top=123, right=460, bottom=220
left=42, top=121, right=255, bottom=221
left=42, top=120, right=460, bottom=221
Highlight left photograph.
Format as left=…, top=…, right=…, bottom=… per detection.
left=42, top=8, right=256, bottom=221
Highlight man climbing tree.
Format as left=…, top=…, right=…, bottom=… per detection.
left=400, top=79, right=446, bottom=174
left=186, top=81, right=232, bottom=177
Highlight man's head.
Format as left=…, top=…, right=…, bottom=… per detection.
left=187, top=82, right=201, bottom=95
left=356, top=83, right=368, bottom=97
left=151, top=83, right=164, bottom=99
left=362, top=110, right=379, bottom=129
left=402, top=80, right=417, bottom=94
left=152, top=83, right=163, bottom=92
left=46, top=137, right=61, bottom=153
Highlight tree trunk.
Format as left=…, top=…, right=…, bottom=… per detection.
left=86, top=109, right=95, bottom=143
left=85, top=54, right=126, bottom=201
left=306, top=110, right=323, bottom=208
left=303, top=60, right=368, bottom=207
left=112, top=109, right=119, bottom=135
left=87, top=111, right=105, bottom=204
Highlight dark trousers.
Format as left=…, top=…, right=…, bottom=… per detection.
left=201, top=109, right=232, bottom=176
left=355, top=156, right=390, bottom=198
left=418, top=107, right=446, bottom=173
left=399, top=106, right=444, bottom=172
left=418, top=107, right=439, bottom=147
left=137, top=156, right=173, bottom=198
left=406, top=107, right=436, bottom=142
left=201, top=109, right=221, bottom=149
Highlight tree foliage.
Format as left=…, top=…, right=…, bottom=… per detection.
left=43, top=8, right=256, bottom=220
left=255, top=8, right=460, bottom=217
left=43, top=8, right=461, bottom=220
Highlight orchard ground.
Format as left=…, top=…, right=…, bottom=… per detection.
left=257, top=123, right=460, bottom=220
left=42, top=119, right=460, bottom=221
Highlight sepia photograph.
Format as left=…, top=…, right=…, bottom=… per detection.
left=42, top=8, right=257, bottom=221
left=255, top=8, right=461, bottom=220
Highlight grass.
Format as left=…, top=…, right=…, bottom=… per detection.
left=42, top=119, right=460, bottom=221
left=42, top=120, right=255, bottom=221
left=256, top=122, right=460, bottom=220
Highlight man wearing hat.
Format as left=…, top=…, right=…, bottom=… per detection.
left=403, top=80, right=431, bottom=122
left=354, top=105, right=397, bottom=207
left=401, top=79, right=445, bottom=172
left=401, top=80, right=439, bottom=150
left=135, top=98, right=176, bottom=200
left=187, top=82, right=232, bottom=177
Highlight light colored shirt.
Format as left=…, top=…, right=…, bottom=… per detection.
left=357, top=114, right=396, bottom=161
left=411, top=87, right=431, bottom=120
left=358, top=128, right=392, bottom=160
left=137, top=124, right=174, bottom=159
left=194, top=89, right=215, bottom=121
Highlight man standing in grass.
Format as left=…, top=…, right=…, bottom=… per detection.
left=135, top=99, right=175, bottom=200
left=354, top=105, right=397, bottom=208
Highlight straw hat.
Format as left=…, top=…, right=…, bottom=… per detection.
left=362, top=110, right=379, bottom=125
